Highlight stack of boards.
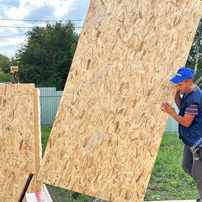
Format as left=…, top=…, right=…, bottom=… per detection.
left=1, top=0, right=202, bottom=201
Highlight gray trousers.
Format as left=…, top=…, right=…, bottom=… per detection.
left=182, top=145, right=202, bottom=198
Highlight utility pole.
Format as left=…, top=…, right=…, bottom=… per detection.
left=10, top=66, right=19, bottom=83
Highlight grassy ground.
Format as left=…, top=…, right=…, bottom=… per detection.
left=144, top=133, right=197, bottom=201
left=41, top=128, right=198, bottom=202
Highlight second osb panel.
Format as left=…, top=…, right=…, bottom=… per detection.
left=0, top=84, right=41, bottom=202
left=38, top=1, right=202, bottom=202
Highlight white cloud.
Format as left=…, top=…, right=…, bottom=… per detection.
left=5, top=1, right=31, bottom=19
left=0, top=35, right=27, bottom=57
left=4, top=0, right=76, bottom=19
left=49, top=0, right=76, bottom=18
left=0, top=35, right=27, bottom=49
left=0, top=0, right=89, bottom=57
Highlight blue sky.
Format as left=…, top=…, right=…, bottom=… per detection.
left=0, top=0, right=90, bottom=58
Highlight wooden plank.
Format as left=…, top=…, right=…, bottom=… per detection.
left=0, top=84, right=41, bottom=201
left=38, top=1, right=202, bottom=202
left=28, top=88, right=43, bottom=193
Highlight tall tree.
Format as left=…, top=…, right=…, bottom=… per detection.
left=186, top=17, right=202, bottom=88
left=16, top=21, right=79, bottom=90
left=0, top=54, right=12, bottom=82
left=0, top=54, right=10, bottom=71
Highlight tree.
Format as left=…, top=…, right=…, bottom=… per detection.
left=0, top=72, right=12, bottom=82
left=186, top=17, right=202, bottom=88
left=16, top=21, right=79, bottom=90
left=0, top=54, right=10, bottom=71
left=0, top=54, right=12, bottom=82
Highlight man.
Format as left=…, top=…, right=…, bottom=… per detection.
left=161, top=67, right=202, bottom=202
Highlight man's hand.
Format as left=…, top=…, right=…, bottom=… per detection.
left=161, top=102, right=195, bottom=128
left=161, top=102, right=175, bottom=115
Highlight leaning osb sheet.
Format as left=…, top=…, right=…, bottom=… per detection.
left=0, top=84, right=39, bottom=202
left=28, top=88, right=43, bottom=193
left=38, top=1, right=202, bottom=202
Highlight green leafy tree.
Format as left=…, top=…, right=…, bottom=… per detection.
left=0, top=54, right=10, bottom=71
left=0, top=72, right=12, bottom=82
left=186, top=17, right=202, bottom=88
left=0, top=54, right=12, bottom=82
left=16, top=21, right=79, bottom=90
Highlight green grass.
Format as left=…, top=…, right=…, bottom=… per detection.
left=41, top=128, right=198, bottom=201
left=144, top=133, right=198, bottom=201
left=41, top=127, right=52, bottom=154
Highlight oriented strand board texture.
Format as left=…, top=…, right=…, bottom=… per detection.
left=38, top=1, right=202, bottom=202
left=0, top=84, right=41, bottom=202
left=28, top=88, right=43, bottom=193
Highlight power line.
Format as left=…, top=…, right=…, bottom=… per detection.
left=0, top=25, right=83, bottom=29
left=0, top=34, right=26, bottom=38
left=0, top=18, right=83, bottom=22
left=0, top=25, right=34, bottom=29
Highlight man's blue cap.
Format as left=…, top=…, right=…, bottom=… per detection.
left=170, top=67, right=194, bottom=84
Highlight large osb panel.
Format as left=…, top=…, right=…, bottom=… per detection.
left=38, top=1, right=202, bottom=202
left=0, top=84, right=41, bottom=202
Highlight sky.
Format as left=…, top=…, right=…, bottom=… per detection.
left=0, top=0, right=90, bottom=58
